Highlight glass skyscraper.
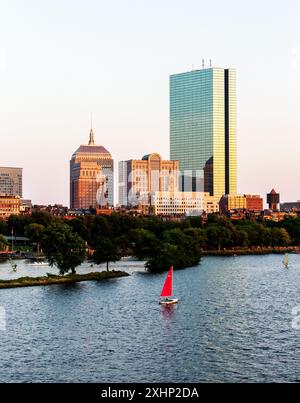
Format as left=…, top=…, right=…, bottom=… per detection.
left=170, top=67, right=237, bottom=197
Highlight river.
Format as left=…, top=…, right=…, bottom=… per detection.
left=0, top=254, right=300, bottom=383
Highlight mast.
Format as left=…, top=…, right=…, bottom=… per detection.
left=11, top=228, right=14, bottom=252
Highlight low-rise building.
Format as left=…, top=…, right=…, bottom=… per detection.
left=280, top=202, right=300, bottom=212
left=204, top=195, right=220, bottom=214
left=219, top=194, right=263, bottom=214
left=20, top=199, right=32, bottom=215
left=32, top=204, right=68, bottom=216
left=150, top=191, right=219, bottom=216
left=0, top=195, right=20, bottom=219
left=263, top=210, right=297, bottom=222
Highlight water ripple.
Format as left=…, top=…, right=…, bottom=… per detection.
left=0, top=255, right=300, bottom=382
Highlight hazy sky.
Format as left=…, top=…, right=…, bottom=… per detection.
left=0, top=0, right=300, bottom=205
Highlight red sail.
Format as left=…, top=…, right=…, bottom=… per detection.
left=160, top=266, right=173, bottom=297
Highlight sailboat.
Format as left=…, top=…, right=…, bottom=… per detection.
left=159, top=266, right=179, bottom=305
left=9, top=258, right=17, bottom=272
left=283, top=253, right=289, bottom=269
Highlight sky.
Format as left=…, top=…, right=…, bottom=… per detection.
left=0, top=0, right=300, bottom=206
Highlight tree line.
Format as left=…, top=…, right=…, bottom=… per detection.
left=0, top=212, right=297, bottom=274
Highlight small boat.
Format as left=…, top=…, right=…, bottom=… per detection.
left=159, top=266, right=178, bottom=305
left=27, top=261, right=49, bottom=266
left=283, top=254, right=289, bottom=269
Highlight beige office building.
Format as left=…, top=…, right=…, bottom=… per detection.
left=119, top=153, right=179, bottom=207
left=0, top=167, right=23, bottom=197
left=150, top=191, right=219, bottom=216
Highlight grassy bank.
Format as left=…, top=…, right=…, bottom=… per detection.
left=202, top=247, right=299, bottom=257
left=0, top=270, right=129, bottom=289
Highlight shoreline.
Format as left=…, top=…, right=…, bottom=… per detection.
left=202, top=247, right=299, bottom=257
left=0, top=270, right=129, bottom=289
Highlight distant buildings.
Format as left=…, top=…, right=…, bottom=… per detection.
left=20, top=199, right=32, bottom=215
left=0, top=167, right=22, bottom=197
left=118, top=161, right=128, bottom=207
left=267, top=189, right=280, bottom=211
left=70, top=127, right=114, bottom=209
left=280, top=201, right=300, bottom=212
left=170, top=67, right=237, bottom=196
left=0, top=167, right=26, bottom=219
left=119, top=153, right=179, bottom=207
left=219, top=194, right=263, bottom=214
left=32, top=204, right=68, bottom=216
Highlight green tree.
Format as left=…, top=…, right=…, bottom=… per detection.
left=117, top=234, right=132, bottom=257
left=7, top=215, right=33, bottom=237
left=206, top=225, right=232, bottom=250
left=145, top=228, right=202, bottom=272
left=90, top=216, right=112, bottom=246
left=25, top=223, right=45, bottom=253
left=162, top=228, right=187, bottom=244
left=145, top=242, right=178, bottom=272
left=129, top=228, right=159, bottom=260
left=183, top=227, right=207, bottom=249
left=281, top=217, right=300, bottom=244
left=236, top=223, right=270, bottom=247
left=235, top=230, right=249, bottom=247
left=271, top=228, right=291, bottom=246
left=31, top=211, right=54, bottom=227
left=0, top=235, right=8, bottom=251
left=41, top=224, right=86, bottom=275
left=65, top=218, right=89, bottom=242
left=0, top=220, right=8, bottom=236
left=184, top=216, right=203, bottom=228
left=90, top=236, right=122, bottom=271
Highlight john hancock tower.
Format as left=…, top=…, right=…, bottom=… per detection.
left=170, top=66, right=237, bottom=197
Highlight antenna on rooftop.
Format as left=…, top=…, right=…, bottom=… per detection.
left=89, top=112, right=95, bottom=145
left=202, top=58, right=205, bottom=69
left=209, top=59, right=212, bottom=68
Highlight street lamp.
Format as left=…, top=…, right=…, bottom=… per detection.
left=11, top=228, right=14, bottom=252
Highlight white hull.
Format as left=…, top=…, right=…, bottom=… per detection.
left=159, top=298, right=179, bottom=305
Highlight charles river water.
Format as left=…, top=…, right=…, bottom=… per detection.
left=0, top=254, right=300, bottom=383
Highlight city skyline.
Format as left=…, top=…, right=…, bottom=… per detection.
left=1, top=1, right=300, bottom=205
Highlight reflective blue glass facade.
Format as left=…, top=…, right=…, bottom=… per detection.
left=170, top=68, right=237, bottom=196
